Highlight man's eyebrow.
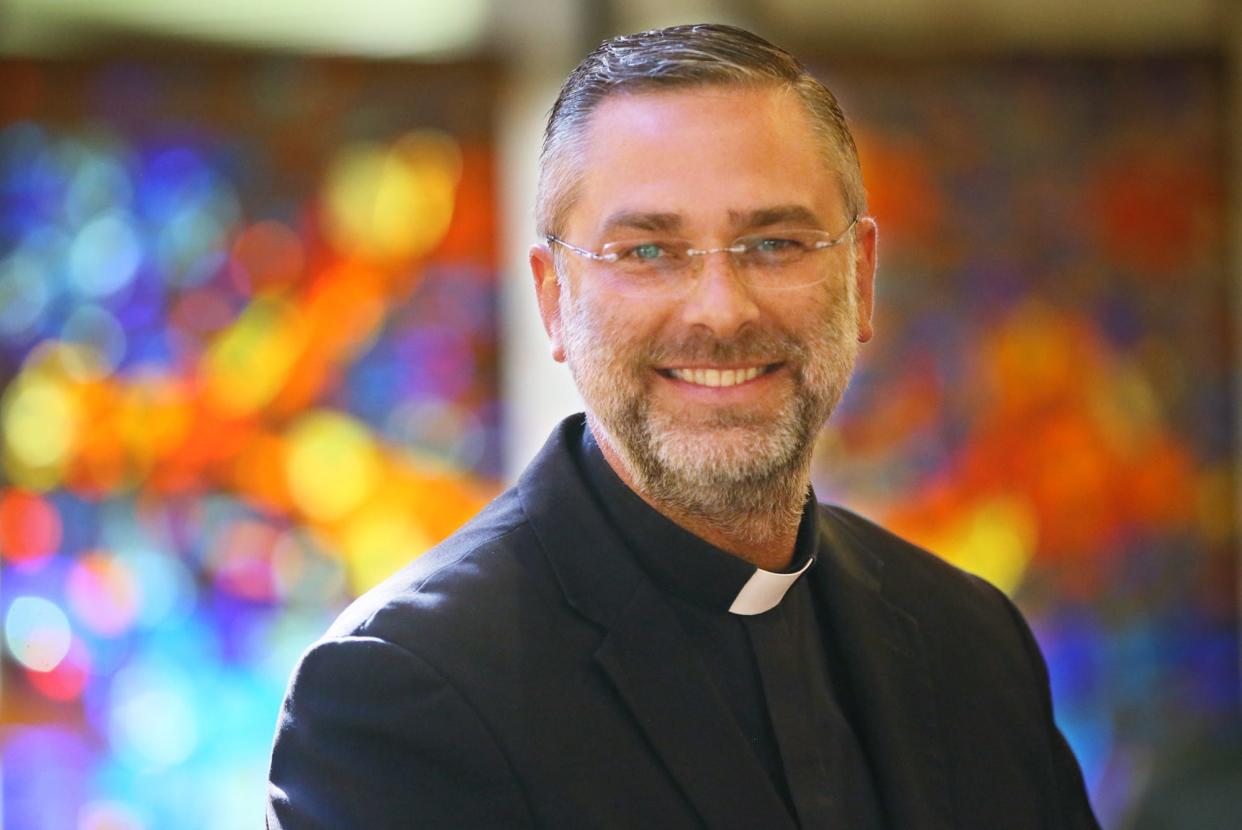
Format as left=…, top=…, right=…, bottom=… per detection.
left=599, top=211, right=683, bottom=235
left=728, top=205, right=825, bottom=230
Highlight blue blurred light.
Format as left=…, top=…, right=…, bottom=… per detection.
left=342, top=336, right=405, bottom=425
left=61, top=303, right=128, bottom=378
left=64, top=143, right=133, bottom=227
left=123, top=325, right=188, bottom=370
left=1036, top=608, right=1104, bottom=706
left=1, top=726, right=94, bottom=830
left=256, top=607, right=340, bottom=689
left=118, top=546, right=198, bottom=629
left=107, top=655, right=202, bottom=767
left=417, top=263, right=494, bottom=335
left=5, top=594, right=72, bottom=671
left=68, top=209, right=143, bottom=298
left=385, top=398, right=486, bottom=469
left=48, top=489, right=99, bottom=555
left=110, top=266, right=166, bottom=334
left=177, top=249, right=230, bottom=293
left=397, top=325, right=475, bottom=401
left=0, top=123, right=55, bottom=238
left=0, top=249, right=52, bottom=341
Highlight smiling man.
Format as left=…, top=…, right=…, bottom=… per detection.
left=268, top=24, right=1101, bottom=830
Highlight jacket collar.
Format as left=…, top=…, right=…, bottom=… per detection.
left=518, top=415, right=953, bottom=829
left=517, top=415, right=796, bottom=829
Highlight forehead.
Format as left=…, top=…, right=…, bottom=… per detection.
left=568, top=85, right=842, bottom=238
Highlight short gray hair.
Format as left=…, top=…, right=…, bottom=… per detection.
left=536, top=23, right=865, bottom=238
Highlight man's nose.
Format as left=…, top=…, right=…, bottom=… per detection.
left=676, top=251, right=760, bottom=336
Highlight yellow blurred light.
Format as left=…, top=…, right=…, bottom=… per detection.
left=285, top=411, right=380, bottom=522
left=934, top=496, right=1037, bottom=594
left=321, top=130, right=462, bottom=263
left=338, top=500, right=433, bottom=595
left=116, top=376, right=193, bottom=469
left=1088, top=361, right=1161, bottom=454
left=52, top=337, right=113, bottom=382
left=203, top=297, right=306, bottom=418
left=1, top=370, right=80, bottom=486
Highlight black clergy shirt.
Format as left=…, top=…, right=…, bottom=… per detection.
left=576, top=428, right=887, bottom=829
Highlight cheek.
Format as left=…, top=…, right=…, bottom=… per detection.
left=564, top=289, right=660, bottom=351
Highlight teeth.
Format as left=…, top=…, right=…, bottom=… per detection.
left=670, top=366, right=765, bottom=387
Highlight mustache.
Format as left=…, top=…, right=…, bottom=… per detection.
left=644, top=327, right=806, bottom=366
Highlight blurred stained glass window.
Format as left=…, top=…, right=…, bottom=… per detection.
left=0, top=53, right=501, bottom=829
left=813, top=57, right=1236, bottom=827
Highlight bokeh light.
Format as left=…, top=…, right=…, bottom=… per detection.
left=27, top=636, right=93, bottom=701
left=339, top=495, right=434, bottom=594
left=1, top=57, right=500, bottom=830
left=285, top=410, right=381, bottom=522
left=0, top=488, right=63, bottom=565
left=61, top=304, right=128, bottom=380
left=67, top=209, right=143, bottom=298
left=229, top=220, right=304, bottom=294
left=0, top=248, right=53, bottom=340
left=321, top=129, right=462, bottom=263
left=107, top=658, right=201, bottom=767
left=203, top=297, right=306, bottom=417
left=78, top=801, right=146, bottom=830
left=6, top=595, right=73, bottom=671
left=2, top=368, right=81, bottom=486
left=67, top=551, right=142, bottom=637
left=120, top=547, right=198, bottom=628
left=815, top=57, right=1234, bottom=826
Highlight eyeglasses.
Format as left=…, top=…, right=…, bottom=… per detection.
left=546, top=217, right=861, bottom=296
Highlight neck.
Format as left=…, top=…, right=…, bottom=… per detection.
left=593, top=428, right=806, bottom=572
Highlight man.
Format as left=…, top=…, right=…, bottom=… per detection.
left=267, top=24, right=1101, bottom=829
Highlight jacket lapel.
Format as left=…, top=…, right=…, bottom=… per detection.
left=518, top=417, right=795, bottom=830
left=813, top=508, right=955, bottom=830
left=595, top=582, right=797, bottom=830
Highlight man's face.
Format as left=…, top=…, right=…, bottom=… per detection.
left=532, top=85, right=876, bottom=519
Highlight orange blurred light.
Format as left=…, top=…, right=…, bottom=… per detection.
left=232, top=431, right=295, bottom=514
left=202, top=296, right=308, bottom=418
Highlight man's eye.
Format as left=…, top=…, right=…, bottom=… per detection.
left=622, top=243, right=667, bottom=260
left=752, top=237, right=803, bottom=253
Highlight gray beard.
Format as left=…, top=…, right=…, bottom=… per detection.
left=564, top=281, right=860, bottom=547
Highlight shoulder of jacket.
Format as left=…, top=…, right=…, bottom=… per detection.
left=818, top=502, right=1014, bottom=616
left=323, top=487, right=552, bottom=644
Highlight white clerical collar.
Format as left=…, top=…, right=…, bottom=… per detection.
left=728, top=556, right=816, bottom=616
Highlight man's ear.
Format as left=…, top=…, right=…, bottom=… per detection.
left=853, top=217, right=878, bottom=343
left=530, top=243, right=567, bottom=363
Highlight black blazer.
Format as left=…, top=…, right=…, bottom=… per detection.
left=267, top=415, right=1100, bottom=829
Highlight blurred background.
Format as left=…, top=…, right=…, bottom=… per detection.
left=0, top=1, right=1238, bottom=828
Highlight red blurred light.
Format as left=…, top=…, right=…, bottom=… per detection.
left=25, top=638, right=92, bottom=701
left=0, top=488, right=62, bottom=564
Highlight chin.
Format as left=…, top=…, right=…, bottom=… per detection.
left=649, top=422, right=800, bottom=483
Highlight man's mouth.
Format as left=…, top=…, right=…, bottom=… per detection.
left=658, top=364, right=780, bottom=388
